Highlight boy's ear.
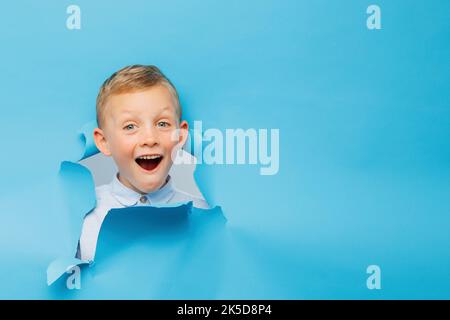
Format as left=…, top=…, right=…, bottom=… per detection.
left=178, top=120, right=189, bottom=146
left=93, top=128, right=112, bottom=156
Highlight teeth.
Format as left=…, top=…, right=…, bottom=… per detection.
left=137, top=155, right=162, bottom=160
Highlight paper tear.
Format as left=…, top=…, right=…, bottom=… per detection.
left=48, top=121, right=220, bottom=289
left=78, top=120, right=100, bottom=161
left=48, top=122, right=99, bottom=286
left=58, top=161, right=96, bottom=244
left=80, top=204, right=227, bottom=298
left=47, top=257, right=90, bottom=286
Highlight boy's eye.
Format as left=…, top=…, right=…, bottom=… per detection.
left=157, top=121, right=170, bottom=128
left=124, top=124, right=136, bottom=130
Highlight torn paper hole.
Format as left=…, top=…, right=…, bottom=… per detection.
left=48, top=121, right=223, bottom=289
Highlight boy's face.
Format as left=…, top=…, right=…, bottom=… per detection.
left=94, top=85, right=188, bottom=194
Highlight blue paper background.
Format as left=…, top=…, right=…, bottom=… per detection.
left=0, top=0, right=449, bottom=299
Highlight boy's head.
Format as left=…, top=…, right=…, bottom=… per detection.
left=94, top=65, right=189, bottom=194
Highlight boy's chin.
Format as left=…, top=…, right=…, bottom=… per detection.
left=134, top=177, right=167, bottom=194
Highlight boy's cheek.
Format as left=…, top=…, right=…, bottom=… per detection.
left=167, top=132, right=183, bottom=147
left=113, top=136, right=135, bottom=151
left=164, top=129, right=180, bottom=143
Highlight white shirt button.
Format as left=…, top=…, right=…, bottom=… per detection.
left=139, top=195, right=148, bottom=204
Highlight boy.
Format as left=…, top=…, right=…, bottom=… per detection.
left=77, top=65, right=208, bottom=262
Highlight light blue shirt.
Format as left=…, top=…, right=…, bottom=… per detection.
left=78, top=174, right=208, bottom=261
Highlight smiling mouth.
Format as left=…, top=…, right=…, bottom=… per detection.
left=135, top=155, right=163, bottom=172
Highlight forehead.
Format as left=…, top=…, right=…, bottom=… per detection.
left=105, top=85, right=179, bottom=119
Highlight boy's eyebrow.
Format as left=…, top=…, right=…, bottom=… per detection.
left=156, top=106, right=177, bottom=117
left=116, top=111, right=137, bottom=119
left=158, top=106, right=174, bottom=113
left=116, top=106, right=176, bottom=121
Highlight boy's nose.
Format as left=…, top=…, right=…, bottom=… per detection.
left=139, top=127, right=159, bottom=147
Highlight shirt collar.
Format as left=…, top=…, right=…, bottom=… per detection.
left=110, top=174, right=175, bottom=207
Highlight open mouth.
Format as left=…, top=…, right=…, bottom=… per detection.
left=135, top=155, right=163, bottom=172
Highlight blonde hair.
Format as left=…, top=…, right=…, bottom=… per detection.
left=96, top=65, right=181, bottom=128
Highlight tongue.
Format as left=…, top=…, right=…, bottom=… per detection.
left=136, top=158, right=161, bottom=171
